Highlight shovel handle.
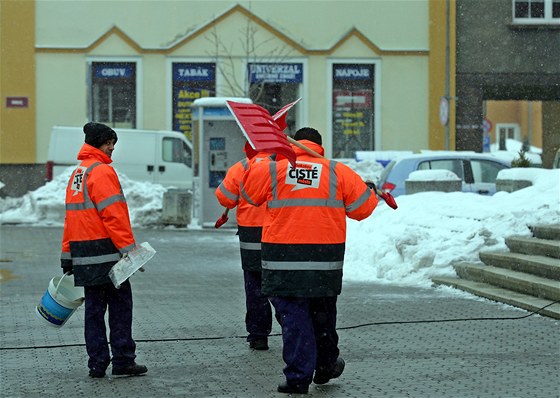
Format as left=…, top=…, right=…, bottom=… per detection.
left=286, top=136, right=325, bottom=158
left=287, top=138, right=397, bottom=210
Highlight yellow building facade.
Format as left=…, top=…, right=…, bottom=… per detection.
left=2, top=1, right=454, bottom=168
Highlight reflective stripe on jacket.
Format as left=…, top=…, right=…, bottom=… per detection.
left=61, top=143, right=135, bottom=286
left=241, top=140, right=378, bottom=297
left=215, top=153, right=271, bottom=271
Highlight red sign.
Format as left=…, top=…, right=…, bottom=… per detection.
left=6, top=97, right=29, bottom=108
left=333, top=90, right=372, bottom=109
left=482, top=118, right=492, bottom=133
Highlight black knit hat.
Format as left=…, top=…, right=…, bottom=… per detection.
left=293, top=127, right=322, bottom=145
left=83, top=122, right=118, bottom=148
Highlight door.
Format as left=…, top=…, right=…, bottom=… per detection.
left=467, top=159, right=509, bottom=195
left=91, top=62, right=137, bottom=128
left=111, top=132, right=157, bottom=184
left=156, top=136, right=194, bottom=190
left=496, top=123, right=520, bottom=150
left=201, top=120, right=245, bottom=227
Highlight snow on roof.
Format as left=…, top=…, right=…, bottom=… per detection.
left=407, top=169, right=461, bottom=181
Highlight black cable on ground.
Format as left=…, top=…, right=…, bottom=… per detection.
left=336, top=299, right=559, bottom=331
left=1, top=300, right=557, bottom=351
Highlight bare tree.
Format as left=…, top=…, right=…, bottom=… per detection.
left=205, top=15, right=295, bottom=106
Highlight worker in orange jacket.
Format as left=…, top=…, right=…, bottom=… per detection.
left=60, top=122, right=147, bottom=378
left=215, top=146, right=276, bottom=350
left=241, top=127, right=379, bottom=394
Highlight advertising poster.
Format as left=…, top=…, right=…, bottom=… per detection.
left=172, top=63, right=215, bottom=141
left=332, top=64, right=375, bottom=158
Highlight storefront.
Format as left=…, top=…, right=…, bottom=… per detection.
left=171, top=62, right=216, bottom=141
left=89, top=61, right=138, bottom=128
left=331, top=63, right=377, bottom=158
left=247, top=62, right=304, bottom=132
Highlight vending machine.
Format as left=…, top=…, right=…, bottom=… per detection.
left=190, top=97, right=252, bottom=228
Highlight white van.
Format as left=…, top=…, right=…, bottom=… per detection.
left=46, top=126, right=193, bottom=189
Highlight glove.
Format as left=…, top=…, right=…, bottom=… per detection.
left=62, top=265, right=73, bottom=275
left=365, top=180, right=377, bottom=192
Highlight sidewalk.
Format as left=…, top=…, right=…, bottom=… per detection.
left=1, top=226, right=558, bottom=397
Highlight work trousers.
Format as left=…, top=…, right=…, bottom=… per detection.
left=84, top=280, right=136, bottom=371
left=270, top=295, right=339, bottom=386
left=243, top=270, right=273, bottom=342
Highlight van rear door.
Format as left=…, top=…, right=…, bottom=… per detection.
left=47, top=126, right=84, bottom=180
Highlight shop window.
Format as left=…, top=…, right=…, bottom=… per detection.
left=247, top=63, right=302, bottom=133
left=172, top=63, right=215, bottom=141
left=513, top=0, right=560, bottom=23
left=91, top=62, right=136, bottom=128
left=332, top=64, right=375, bottom=158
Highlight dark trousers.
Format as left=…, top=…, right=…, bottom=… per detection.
left=243, top=270, right=273, bottom=342
left=84, top=280, right=136, bottom=370
left=270, top=296, right=339, bottom=386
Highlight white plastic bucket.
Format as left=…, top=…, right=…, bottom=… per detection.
left=35, top=273, right=84, bottom=327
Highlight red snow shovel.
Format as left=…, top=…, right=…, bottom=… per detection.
left=214, top=99, right=396, bottom=228
left=214, top=208, right=229, bottom=228
left=365, top=181, right=398, bottom=209
left=230, top=98, right=398, bottom=208
left=214, top=100, right=301, bottom=228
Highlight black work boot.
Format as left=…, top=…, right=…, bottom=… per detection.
left=112, top=362, right=148, bottom=376
left=313, top=357, right=345, bottom=385
left=249, top=338, right=269, bottom=350
left=277, top=381, right=309, bottom=394
left=88, top=368, right=106, bottom=378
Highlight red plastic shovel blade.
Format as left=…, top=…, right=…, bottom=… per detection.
left=380, top=191, right=398, bottom=210
left=214, top=213, right=229, bottom=229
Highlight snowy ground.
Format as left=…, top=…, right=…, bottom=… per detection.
left=1, top=160, right=558, bottom=289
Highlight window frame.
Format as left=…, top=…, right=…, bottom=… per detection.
left=512, top=0, right=560, bottom=25
left=162, top=136, right=193, bottom=167
left=166, top=59, right=217, bottom=140
left=327, top=59, right=381, bottom=159
left=246, top=60, right=307, bottom=133
left=86, top=57, right=142, bottom=128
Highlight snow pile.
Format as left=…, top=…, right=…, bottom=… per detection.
left=344, top=168, right=559, bottom=287
left=407, top=169, right=460, bottom=181
left=1, top=163, right=558, bottom=288
left=0, top=167, right=166, bottom=227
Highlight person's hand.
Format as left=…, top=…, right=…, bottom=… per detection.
left=365, top=180, right=377, bottom=191
left=62, top=266, right=73, bottom=275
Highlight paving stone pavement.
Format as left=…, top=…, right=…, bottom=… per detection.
left=0, top=225, right=558, bottom=398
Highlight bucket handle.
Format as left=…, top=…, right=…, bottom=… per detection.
left=55, top=272, right=85, bottom=304
left=52, top=272, right=71, bottom=300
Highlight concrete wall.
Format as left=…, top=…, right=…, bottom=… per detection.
left=0, top=165, right=45, bottom=198
left=455, top=0, right=560, bottom=154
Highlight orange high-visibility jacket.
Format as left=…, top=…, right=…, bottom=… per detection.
left=60, top=144, right=135, bottom=286
left=215, top=153, right=271, bottom=271
left=240, top=140, right=378, bottom=297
